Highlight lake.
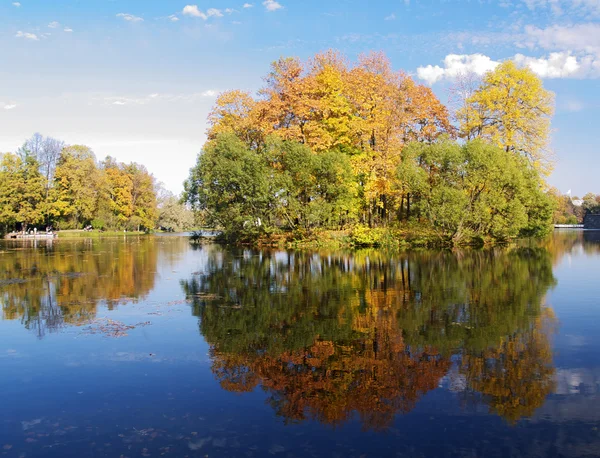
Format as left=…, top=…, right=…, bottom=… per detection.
left=1, top=232, right=599, bottom=457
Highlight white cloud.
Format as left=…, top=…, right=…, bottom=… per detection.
left=243, top=3, right=254, bottom=7
left=100, top=91, right=219, bottom=107
left=15, top=31, right=39, bottom=41
left=182, top=5, right=223, bottom=19
left=523, top=23, right=600, bottom=55
left=385, top=13, right=396, bottom=20
left=225, top=8, right=237, bottom=13
left=514, top=52, right=581, bottom=78
left=168, top=15, right=179, bottom=22
left=522, top=0, right=600, bottom=16
left=116, top=13, right=144, bottom=23
left=4, top=104, right=17, bottom=110
left=64, top=27, right=73, bottom=32
left=263, top=0, right=283, bottom=12
left=207, top=8, right=223, bottom=17
left=12, top=2, right=20, bottom=6
left=417, top=54, right=499, bottom=85
left=418, top=51, right=600, bottom=85
left=48, top=21, right=60, bottom=29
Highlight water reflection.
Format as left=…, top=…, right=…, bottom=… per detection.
left=0, top=238, right=158, bottom=337
left=182, top=246, right=558, bottom=428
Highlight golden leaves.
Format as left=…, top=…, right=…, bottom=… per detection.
left=458, top=61, right=555, bottom=175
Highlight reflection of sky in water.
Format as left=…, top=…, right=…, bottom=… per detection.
left=0, top=234, right=599, bottom=457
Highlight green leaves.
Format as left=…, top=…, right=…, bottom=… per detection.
left=397, top=139, right=553, bottom=243
left=185, top=134, right=358, bottom=241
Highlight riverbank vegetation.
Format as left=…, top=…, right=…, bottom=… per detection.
left=184, top=51, right=556, bottom=247
left=550, top=190, right=600, bottom=224
left=0, top=134, right=194, bottom=236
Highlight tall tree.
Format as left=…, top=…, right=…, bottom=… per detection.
left=124, top=163, right=158, bottom=231
left=0, top=153, right=46, bottom=231
left=50, top=145, right=100, bottom=228
left=157, top=192, right=194, bottom=232
left=457, top=61, right=555, bottom=174
left=98, top=157, right=134, bottom=229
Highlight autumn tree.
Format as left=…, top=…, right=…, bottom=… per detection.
left=190, top=51, right=556, bottom=244
left=457, top=61, right=555, bottom=174
left=98, top=157, right=134, bottom=229
left=124, top=163, right=158, bottom=231
left=50, top=145, right=100, bottom=228
left=0, top=152, right=46, bottom=232
left=205, top=50, right=453, bottom=227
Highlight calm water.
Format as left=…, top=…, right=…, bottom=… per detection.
left=1, top=232, right=599, bottom=458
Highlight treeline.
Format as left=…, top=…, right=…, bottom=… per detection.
left=550, top=190, right=600, bottom=224
left=184, top=51, right=556, bottom=245
left=0, top=134, right=192, bottom=234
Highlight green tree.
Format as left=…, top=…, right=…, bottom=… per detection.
left=157, top=193, right=194, bottom=232
left=184, top=133, right=277, bottom=241
left=398, top=139, right=554, bottom=243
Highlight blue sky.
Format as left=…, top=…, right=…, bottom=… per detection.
left=1, top=0, right=599, bottom=195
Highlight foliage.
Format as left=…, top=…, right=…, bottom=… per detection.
left=205, top=50, right=453, bottom=226
left=0, top=138, right=159, bottom=232
left=187, top=52, right=556, bottom=245
left=157, top=194, right=194, bottom=232
left=50, top=145, right=100, bottom=228
left=457, top=61, right=555, bottom=174
left=399, top=139, right=554, bottom=242
left=0, top=152, right=46, bottom=232
left=184, top=133, right=278, bottom=242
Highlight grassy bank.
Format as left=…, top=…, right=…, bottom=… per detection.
left=57, top=230, right=147, bottom=239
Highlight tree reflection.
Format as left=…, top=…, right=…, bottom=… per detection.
left=0, top=238, right=158, bottom=337
left=183, top=246, right=558, bottom=428
left=459, top=310, right=556, bottom=424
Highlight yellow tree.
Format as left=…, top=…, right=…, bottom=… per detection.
left=99, top=157, right=134, bottom=228
left=50, top=145, right=100, bottom=228
left=458, top=61, right=555, bottom=174
left=207, top=90, right=266, bottom=150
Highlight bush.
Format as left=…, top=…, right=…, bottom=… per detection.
left=91, top=219, right=106, bottom=230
